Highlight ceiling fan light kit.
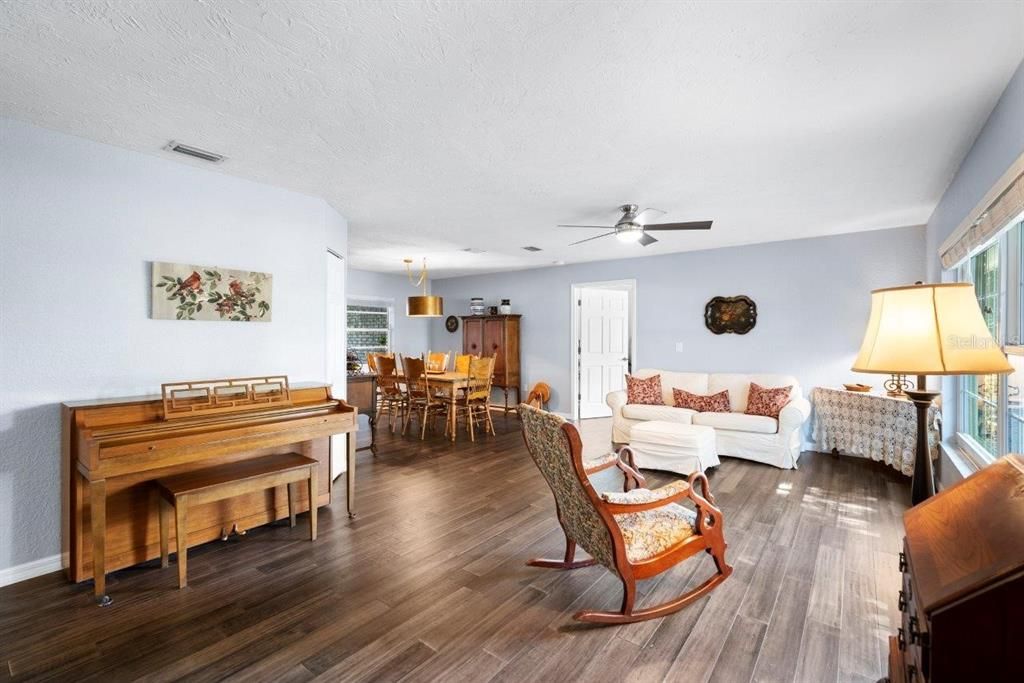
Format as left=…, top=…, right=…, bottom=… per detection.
left=559, top=203, right=712, bottom=247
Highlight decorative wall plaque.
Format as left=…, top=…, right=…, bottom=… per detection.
left=704, top=295, right=757, bottom=335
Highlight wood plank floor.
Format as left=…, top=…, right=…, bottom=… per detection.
left=0, top=415, right=909, bottom=682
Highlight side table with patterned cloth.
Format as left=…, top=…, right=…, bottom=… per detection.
left=810, top=387, right=941, bottom=476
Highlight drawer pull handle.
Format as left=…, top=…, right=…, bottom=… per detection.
left=899, top=551, right=907, bottom=572
left=898, top=590, right=907, bottom=612
left=909, top=616, right=925, bottom=645
left=897, top=627, right=906, bottom=651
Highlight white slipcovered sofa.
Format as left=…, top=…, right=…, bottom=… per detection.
left=607, top=369, right=811, bottom=469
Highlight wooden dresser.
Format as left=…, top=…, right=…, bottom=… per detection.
left=885, top=454, right=1024, bottom=683
left=461, top=314, right=521, bottom=413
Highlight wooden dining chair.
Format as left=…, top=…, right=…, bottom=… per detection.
left=426, top=350, right=450, bottom=373
left=374, top=354, right=406, bottom=432
left=518, top=404, right=732, bottom=624
left=452, top=355, right=495, bottom=441
left=454, top=353, right=475, bottom=374
left=401, top=355, right=445, bottom=439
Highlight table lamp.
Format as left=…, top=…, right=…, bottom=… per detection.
left=852, top=282, right=1012, bottom=504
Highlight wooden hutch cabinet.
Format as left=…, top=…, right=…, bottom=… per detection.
left=883, top=454, right=1023, bottom=683
left=461, top=314, right=521, bottom=414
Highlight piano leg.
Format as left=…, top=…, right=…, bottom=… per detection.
left=347, top=432, right=356, bottom=518
left=90, top=478, right=112, bottom=606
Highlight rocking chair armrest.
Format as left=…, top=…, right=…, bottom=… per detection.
left=685, top=472, right=726, bottom=538
left=600, top=479, right=691, bottom=514
left=583, top=451, right=620, bottom=475
left=584, top=446, right=647, bottom=491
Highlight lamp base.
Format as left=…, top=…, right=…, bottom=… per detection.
left=904, top=389, right=940, bottom=505
left=883, top=373, right=912, bottom=397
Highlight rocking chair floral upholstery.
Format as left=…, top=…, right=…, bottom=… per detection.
left=519, top=404, right=732, bottom=624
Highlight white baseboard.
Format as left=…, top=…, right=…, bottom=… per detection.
left=0, top=554, right=62, bottom=588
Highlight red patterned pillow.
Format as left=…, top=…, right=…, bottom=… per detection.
left=673, top=388, right=731, bottom=413
left=745, top=383, right=792, bottom=418
left=625, top=374, right=663, bottom=405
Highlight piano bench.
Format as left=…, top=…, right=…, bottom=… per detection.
left=156, top=452, right=319, bottom=588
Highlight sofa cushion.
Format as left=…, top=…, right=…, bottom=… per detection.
left=673, top=388, right=731, bottom=413
left=626, top=374, right=663, bottom=405
left=746, top=382, right=793, bottom=418
left=621, top=404, right=696, bottom=423
left=632, top=369, right=708, bottom=406
left=708, top=373, right=800, bottom=412
left=691, top=412, right=779, bottom=434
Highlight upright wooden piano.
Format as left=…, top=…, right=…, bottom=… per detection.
left=62, top=376, right=357, bottom=605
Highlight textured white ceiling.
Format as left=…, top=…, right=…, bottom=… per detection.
left=1, top=1, right=1022, bottom=278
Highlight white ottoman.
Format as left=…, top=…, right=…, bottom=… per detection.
left=628, top=421, right=720, bottom=475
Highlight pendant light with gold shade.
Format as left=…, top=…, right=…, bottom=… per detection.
left=403, top=258, right=443, bottom=317
left=852, top=282, right=1012, bottom=504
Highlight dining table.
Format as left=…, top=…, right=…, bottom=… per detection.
left=392, top=371, right=478, bottom=443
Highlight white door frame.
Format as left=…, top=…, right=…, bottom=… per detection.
left=570, top=279, right=637, bottom=421
left=325, top=250, right=348, bottom=482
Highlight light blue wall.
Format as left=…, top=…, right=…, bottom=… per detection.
left=925, top=60, right=1024, bottom=280
left=428, top=226, right=925, bottom=415
left=922, top=59, right=1024, bottom=485
left=347, top=269, right=431, bottom=356
left=0, top=118, right=348, bottom=575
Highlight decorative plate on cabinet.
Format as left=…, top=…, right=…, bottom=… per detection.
left=445, top=315, right=459, bottom=333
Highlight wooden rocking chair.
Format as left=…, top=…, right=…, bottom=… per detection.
left=519, top=404, right=732, bottom=624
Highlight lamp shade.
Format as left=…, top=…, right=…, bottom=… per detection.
left=407, top=295, right=443, bottom=317
left=852, top=282, right=1012, bottom=376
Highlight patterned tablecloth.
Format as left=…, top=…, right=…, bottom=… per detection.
left=810, top=387, right=941, bottom=476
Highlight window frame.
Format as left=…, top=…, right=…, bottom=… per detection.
left=954, top=214, right=1024, bottom=466
left=346, top=298, right=394, bottom=370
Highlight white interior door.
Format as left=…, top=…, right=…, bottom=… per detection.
left=326, top=251, right=348, bottom=479
left=578, top=287, right=630, bottom=419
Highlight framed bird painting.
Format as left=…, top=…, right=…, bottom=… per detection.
left=151, top=261, right=272, bottom=322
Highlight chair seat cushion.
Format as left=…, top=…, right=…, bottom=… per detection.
left=691, top=412, right=778, bottom=434
left=614, top=503, right=696, bottom=562
left=621, top=404, right=696, bottom=423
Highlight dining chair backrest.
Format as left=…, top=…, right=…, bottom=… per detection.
left=367, top=353, right=379, bottom=373
left=426, top=351, right=450, bottom=373
left=376, top=355, right=403, bottom=397
left=466, top=355, right=495, bottom=402
left=455, top=353, right=476, bottom=374
left=402, top=355, right=429, bottom=398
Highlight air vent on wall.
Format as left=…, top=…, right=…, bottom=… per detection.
left=164, top=141, right=226, bottom=163
left=522, top=246, right=542, bottom=252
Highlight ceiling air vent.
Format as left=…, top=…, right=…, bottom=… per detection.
left=462, top=248, right=486, bottom=254
left=164, top=141, right=226, bottom=163
left=522, top=246, right=542, bottom=252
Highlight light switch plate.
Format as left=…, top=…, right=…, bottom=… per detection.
left=675, top=342, right=684, bottom=352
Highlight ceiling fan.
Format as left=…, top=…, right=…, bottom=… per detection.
left=559, top=204, right=712, bottom=247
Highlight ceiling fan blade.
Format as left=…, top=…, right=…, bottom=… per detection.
left=643, top=220, right=713, bottom=231
left=557, top=224, right=616, bottom=229
left=569, top=231, right=617, bottom=246
left=636, top=208, right=666, bottom=224
left=638, top=232, right=658, bottom=247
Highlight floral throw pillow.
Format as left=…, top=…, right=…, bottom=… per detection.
left=745, top=383, right=792, bottom=418
left=625, top=374, right=663, bottom=405
left=673, top=388, right=731, bottom=413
